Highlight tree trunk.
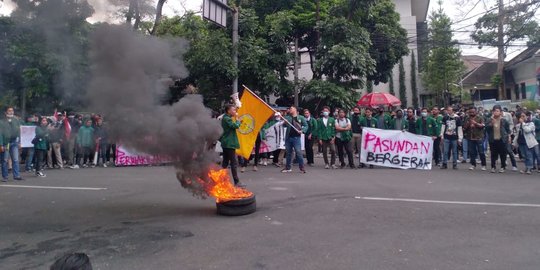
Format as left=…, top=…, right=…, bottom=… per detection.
left=126, top=0, right=134, bottom=24
left=133, top=0, right=141, bottom=30
left=150, top=0, right=167, bottom=35
left=497, top=0, right=505, bottom=100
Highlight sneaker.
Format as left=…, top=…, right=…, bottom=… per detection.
left=281, top=169, right=292, bottom=173
left=36, top=171, right=46, bottom=178
left=240, top=167, right=246, bottom=173
left=331, top=164, right=339, bottom=169
left=1, top=178, right=7, bottom=182
left=13, top=177, right=23, bottom=181
left=527, top=169, right=532, bottom=175
left=235, top=182, right=246, bottom=188
left=300, top=168, right=307, bottom=174
left=512, top=166, right=518, bottom=172
left=520, top=170, right=526, bottom=174
left=308, top=163, right=315, bottom=167
left=263, top=161, right=268, bottom=166
left=491, top=168, right=496, bottom=173
left=499, top=168, right=505, bottom=173
left=82, top=164, right=89, bottom=168
left=103, top=164, right=108, bottom=168
left=70, top=165, right=80, bottom=169
left=253, top=166, right=258, bottom=172
left=481, top=166, right=487, bottom=171
left=469, top=166, right=475, bottom=171
left=441, top=164, right=448, bottom=169
left=325, top=164, right=330, bottom=169
left=452, top=164, right=458, bottom=170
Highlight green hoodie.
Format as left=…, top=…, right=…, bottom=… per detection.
left=77, top=125, right=95, bottom=148
left=1, top=117, right=21, bottom=144
left=34, top=125, right=50, bottom=150
left=219, top=114, right=241, bottom=149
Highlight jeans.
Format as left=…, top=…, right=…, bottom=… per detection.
left=285, top=136, right=304, bottom=170
left=222, top=148, right=239, bottom=183
left=24, top=147, right=35, bottom=171
left=519, top=144, right=535, bottom=170
left=468, top=139, right=486, bottom=167
left=443, top=139, right=458, bottom=165
left=489, top=140, right=507, bottom=169
left=462, top=138, right=469, bottom=161
left=1, top=142, right=20, bottom=179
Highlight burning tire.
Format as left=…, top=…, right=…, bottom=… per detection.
left=216, top=194, right=256, bottom=216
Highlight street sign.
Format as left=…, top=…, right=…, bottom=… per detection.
left=203, top=0, right=229, bottom=28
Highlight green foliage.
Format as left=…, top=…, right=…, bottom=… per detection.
left=491, top=74, right=502, bottom=88
left=301, top=79, right=359, bottom=112
left=521, top=100, right=539, bottom=111
left=422, top=1, right=465, bottom=106
left=398, top=58, right=407, bottom=108
left=388, top=72, right=395, bottom=95
left=411, top=51, right=418, bottom=108
left=366, top=80, right=373, bottom=93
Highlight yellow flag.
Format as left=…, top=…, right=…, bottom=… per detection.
left=235, top=88, right=275, bottom=159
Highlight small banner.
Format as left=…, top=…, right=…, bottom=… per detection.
left=116, top=145, right=172, bottom=167
left=20, top=126, right=37, bottom=148
left=360, top=128, right=433, bottom=170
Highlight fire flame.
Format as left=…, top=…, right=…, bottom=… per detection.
left=206, top=169, right=253, bottom=203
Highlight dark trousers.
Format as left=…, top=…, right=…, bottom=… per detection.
left=254, top=136, right=263, bottom=165
left=505, top=142, right=517, bottom=167
left=77, top=146, right=93, bottom=165
left=272, top=149, right=281, bottom=164
left=489, top=140, right=507, bottom=169
left=35, top=149, right=46, bottom=174
left=305, top=135, right=314, bottom=165
left=433, top=137, right=442, bottom=165
left=336, top=138, right=354, bottom=167
left=321, top=139, right=336, bottom=165
left=469, top=139, right=486, bottom=167
left=222, top=148, right=239, bottom=183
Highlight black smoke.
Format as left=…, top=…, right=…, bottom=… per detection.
left=86, top=25, right=222, bottom=198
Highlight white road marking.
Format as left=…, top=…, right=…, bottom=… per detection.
left=1, top=185, right=107, bottom=191
left=354, top=196, right=540, bottom=208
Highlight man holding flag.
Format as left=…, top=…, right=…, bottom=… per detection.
left=281, top=106, right=308, bottom=173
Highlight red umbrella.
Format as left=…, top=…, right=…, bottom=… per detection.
left=357, top=92, right=402, bottom=108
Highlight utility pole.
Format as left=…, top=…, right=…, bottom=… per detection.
left=232, top=7, right=239, bottom=94
left=496, top=0, right=505, bottom=100
left=294, top=37, right=299, bottom=107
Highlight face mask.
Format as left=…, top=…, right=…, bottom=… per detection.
left=354, top=112, right=360, bottom=115
left=275, top=117, right=280, bottom=121
left=323, top=112, right=330, bottom=117
left=421, top=112, right=428, bottom=117
left=6, top=113, right=14, bottom=118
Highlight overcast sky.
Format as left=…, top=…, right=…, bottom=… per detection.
left=0, top=0, right=531, bottom=59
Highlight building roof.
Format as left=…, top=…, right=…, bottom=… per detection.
left=462, top=62, right=498, bottom=86
left=412, top=0, right=430, bottom=22
left=461, top=55, right=496, bottom=73
left=506, top=45, right=540, bottom=69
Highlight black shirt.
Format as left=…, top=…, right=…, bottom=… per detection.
left=289, top=117, right=301, bottom=137
left=351, top=114, right=362, bottom=133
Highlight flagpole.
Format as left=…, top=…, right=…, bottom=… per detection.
left=241, top=85, right=301, bottom=133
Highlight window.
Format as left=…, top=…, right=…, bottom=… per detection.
left=506, top=88, right=511, bottom=100
left=521, top=83, right=527, bottom=99
left=515, top=85, right=520, bottom=100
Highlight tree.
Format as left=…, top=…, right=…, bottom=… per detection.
left=388, top=72, right=395, bottom=95
left=411, top=51, right=419, bottom=108
left=471, top=0, right=540, bottom=100
left=422, top=1, right=465, bottom=106
left=366, top=80, right=373, bottom=93
left=398, top=58, right=407, bottom=108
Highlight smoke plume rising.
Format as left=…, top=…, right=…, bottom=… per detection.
left=86, top=24, right=223, bottom=198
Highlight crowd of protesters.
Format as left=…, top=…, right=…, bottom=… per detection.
left=220, top=102, right=540, bottom=186
left=0, top=107, right=114, bottom=181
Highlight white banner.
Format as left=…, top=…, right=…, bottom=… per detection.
left=21, top=126, right=36, bottom=148
left=360, top=128, right=433, bottom=170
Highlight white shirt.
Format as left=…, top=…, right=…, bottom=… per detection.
left=323, top=117, right=328, bottom=126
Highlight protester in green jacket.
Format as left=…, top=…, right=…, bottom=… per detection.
left=316, top=106, right=337, bottom=169
left=431, top=106, right=444, bottom=166
left=390, top=109, right=408, bottom=131
left=303, top=109, right=318, bottom=167
left=359, top=108, right=378, bottom=129
left=34, top=117, right=50, bottom=177
left=1, top=107, right=23, bottom=181
left=219, top=104, right=243, bottom=187
left=416, top=108, right=438, bottom=137
left=76, top=119, right=95, bottom=168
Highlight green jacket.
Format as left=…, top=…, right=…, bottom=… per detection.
left=305, top=117, right=318, bottom=137
left=359, top=116, right=378, bottom=129
left=416, top=117, right=438, bottom=137
left=390, top=117, right=408, bottom=131
left=284, top=115, right=308, bottom=139
left=77, top=125, right=95, bottom=148
left=433, top=115, right=443, bottom=136
left=219, top=115, right=241, bottom=149
left=34, top=126, right=50, bottom=150
left=1, top=117, right=21, bottom=144
left=316, top=117, right=336, bottom=140
left=374, top=113, right=392, bottom=130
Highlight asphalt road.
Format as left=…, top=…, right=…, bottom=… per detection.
left=2, top=160, right=540, bottom=270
